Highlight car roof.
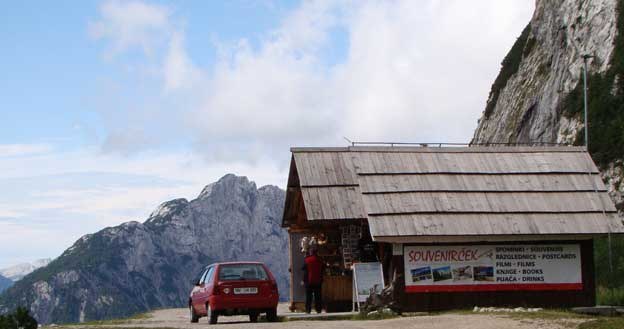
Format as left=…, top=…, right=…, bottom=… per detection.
left=205, top=261, right=265, bottom=268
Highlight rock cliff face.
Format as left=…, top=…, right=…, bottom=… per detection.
left=472, top=0, right=617, bottom=145
left=0, top=275, right=11, bottom=294
left=0, top=174, right=288, bottom=324
left=472, top=0, right=624, bottom=212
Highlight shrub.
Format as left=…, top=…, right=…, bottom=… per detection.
left=597, top=286, right=624, bottom=306
left=0, top=307, right=38, bottom=329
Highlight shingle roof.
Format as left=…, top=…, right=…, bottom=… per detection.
left=282, top=146, right=624, bottom=242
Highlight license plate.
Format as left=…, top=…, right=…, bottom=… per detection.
left=234, top=287, right=258, bottom=294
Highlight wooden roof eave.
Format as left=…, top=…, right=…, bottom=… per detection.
left=282, top=155, right=307, bottom=228
left=371, top=234, right=598, bottom=244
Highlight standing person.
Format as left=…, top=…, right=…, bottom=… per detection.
left=302, top=248, right=323, bottom=314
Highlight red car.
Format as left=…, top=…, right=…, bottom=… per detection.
left=189, top=262, right=279, bottom=324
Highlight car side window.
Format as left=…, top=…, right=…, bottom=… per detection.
left=205, top=267, right=215, bottom=284
left=198, top=268, right=209, bottom=285
left=200, top=266, right=214, bottom=285
left=194, top=269, right=207, bottom=285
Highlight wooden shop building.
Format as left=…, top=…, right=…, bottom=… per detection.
left=281, top=145, right=624, bottom=312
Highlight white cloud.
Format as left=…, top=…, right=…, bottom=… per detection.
left=90, top=0, right=201, bottom=93
left=335, top=0, right=534, bottom=143
left=88, top=0, right=172, bottom=56
left=90, top=0, right=533, bottom=157
left=189, top=1, right=344, bottom=159
left=164, top=31, right=202, bottom=92
left=0, top=0, right=535, bottom=268
left=0, top=143, right=53, bottom=158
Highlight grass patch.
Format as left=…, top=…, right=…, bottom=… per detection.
left=258, top=315, right=288, bottom=322
left=503, top=309, right=589, bottom=321
left=352, top=312, right=400, bottom=320
left=60, top=312, right=151, bottom=326
left=441, top=308, right=587, bottom=321
left=53, top=327, right=174, bottom=329
left=597, top=287, right=624, bottom=306
left=437, top=309, right=474, bottom=315
left=286, top=314, right=354, bottom=321
left=286, top=312, right=399, bottom=321
left=579, top=318, right=624, bottom=329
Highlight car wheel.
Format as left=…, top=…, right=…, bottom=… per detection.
left=189, top=305, right=199, bottom=323
left=266, top=307, right=278, bottom=322
left=249, top=312, right=259, bottom=323
left=207, top=304, right=218, bottom=325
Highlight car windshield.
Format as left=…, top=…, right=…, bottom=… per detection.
left=218, top=264, right=268, bottom=281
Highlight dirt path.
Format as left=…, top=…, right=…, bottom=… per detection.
left=84, top=304, right=587, bottom=329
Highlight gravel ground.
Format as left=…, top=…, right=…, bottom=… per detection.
left=77, top=303, right=588, bottom=329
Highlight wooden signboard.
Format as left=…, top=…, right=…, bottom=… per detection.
left=404, top=244, right=582, bottom=293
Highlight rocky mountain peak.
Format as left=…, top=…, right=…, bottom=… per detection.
left=197, top=183, right=215, bottom=199
left=0, top=259, right=52, bottom=282
left=146, top=198, right=189, bottom=224
left=211, top=174, right=257, bottom=197
left=195, top=174, right=260, bottom=217
left=472, top=0, right=617, bottom=145
left=0, top=174, right=288, bottom=324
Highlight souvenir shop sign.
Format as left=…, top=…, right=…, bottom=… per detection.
left=404, top=244, right=582, bottom=293
left=353, top=262, right=385, bottom=303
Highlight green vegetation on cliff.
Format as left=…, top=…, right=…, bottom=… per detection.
left=559, top=1, right=624, bottom=306
left=484, top=24, right=533, bottom=119
left=0, top=307, right=37, bottom=329
left=564, top=0, right=624, bottom=167
left=595, top=236, right=624, bottom=305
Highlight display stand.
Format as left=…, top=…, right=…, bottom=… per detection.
left=352, top=262, right=385, bottom=312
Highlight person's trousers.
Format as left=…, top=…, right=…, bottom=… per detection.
left=305, top=284, right=322, bottom=313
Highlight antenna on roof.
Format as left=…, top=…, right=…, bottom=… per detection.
left=343, top=136, right=354, bottom=146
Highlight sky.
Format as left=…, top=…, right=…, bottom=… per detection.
left=0, top=0, right=534, bottom=269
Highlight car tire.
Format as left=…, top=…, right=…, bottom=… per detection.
left=189, top=305, right=199, bottom=323
left=249, top=312, right=259, bottom=323
left=207, top=304, right=218, bottom=325
left=266, top=307, right=278, bottom=322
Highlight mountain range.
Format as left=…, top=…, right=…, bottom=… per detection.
left=0, top=259, right=52, bottom=282
left=0, top=275, right=12, bottom=294
left=3, top=0, right=624, bottom=324
left=0, top=259, right=51, bottom=294
left=0, top=174, right=288, bottom=324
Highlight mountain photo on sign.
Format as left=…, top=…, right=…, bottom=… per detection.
left=411, top=267, right=433, bottom=283
left=474, top=266, right=495, bottom=282
left=432, top=266, right=453, bottom=282
left=452, top=265, right=474, bottom=282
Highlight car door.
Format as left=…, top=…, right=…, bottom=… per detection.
left=204, top=266, right=216, bottom=309
left=196, top=266, right=214, bottom=314
left=191, top=268, right=207, bottom=312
